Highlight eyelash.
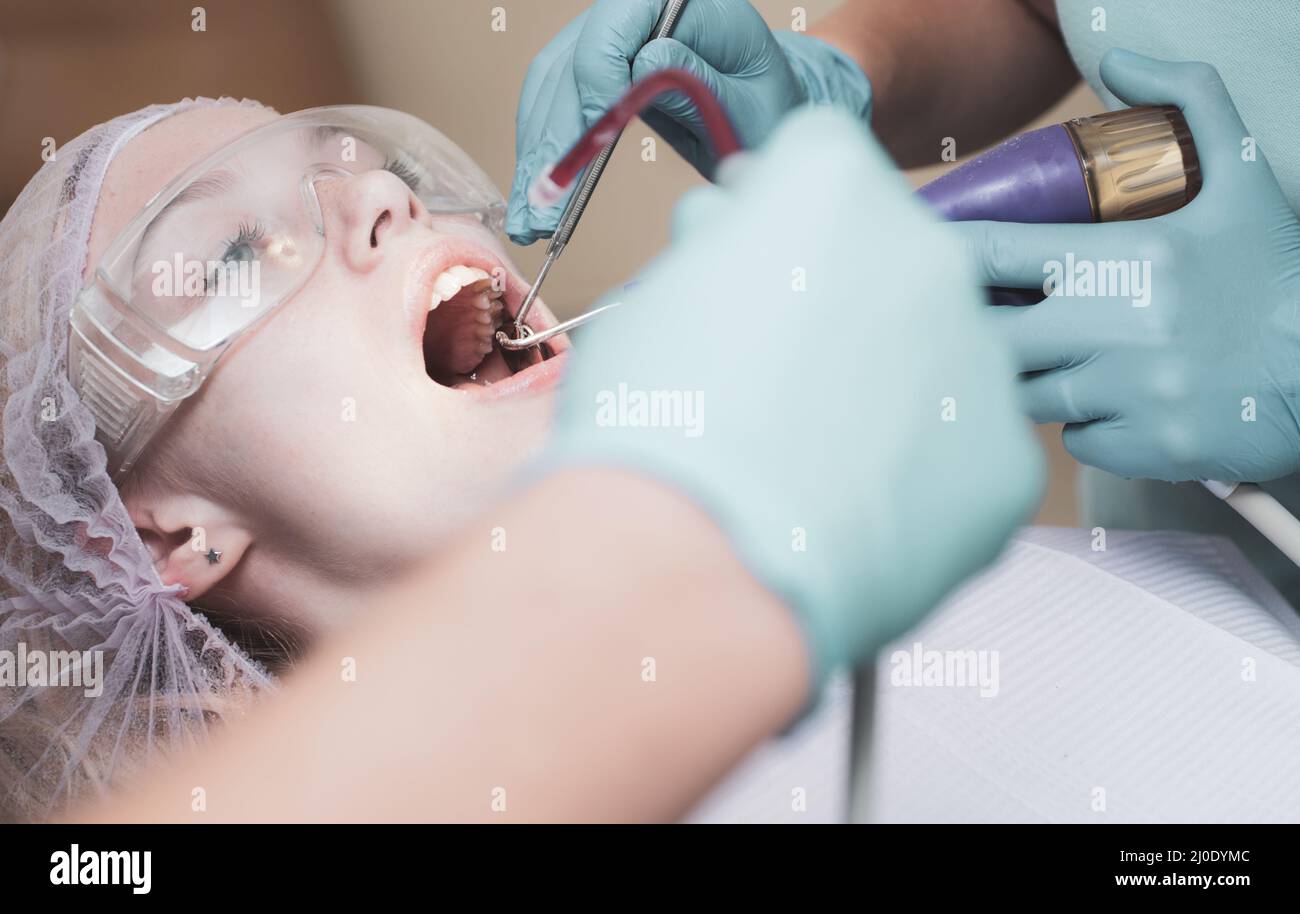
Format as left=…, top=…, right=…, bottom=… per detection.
left=383, top=156, right=422, bottom=191
left=205, top=220, right=266, bottom=291
left=225, top=220, right=266, bottom=254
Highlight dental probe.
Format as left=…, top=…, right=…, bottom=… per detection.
left=499, top=0, right=692, bottom=353
left=498, top=67, right=741, bottom=357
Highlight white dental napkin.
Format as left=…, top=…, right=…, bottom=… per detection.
left=685, top=526, right=1300, bottom=824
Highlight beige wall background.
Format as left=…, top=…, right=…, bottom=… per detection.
left=331, top=0, right=1100, bottom=524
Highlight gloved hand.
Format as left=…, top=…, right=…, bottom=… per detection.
left=540, top=107, right=1043, bottom=691
left=507, top=0, right=872, bottom=245
left=954, top=49, right=1300, bottom=484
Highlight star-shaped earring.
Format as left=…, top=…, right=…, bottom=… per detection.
left=205, top=548, right=223, bottom=565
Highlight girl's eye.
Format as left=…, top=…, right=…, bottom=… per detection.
left=383, top=155, right=422, bottom=191
left=220, top=220, right=266, bottom=263
left=205, top=220, right=266, bottom=292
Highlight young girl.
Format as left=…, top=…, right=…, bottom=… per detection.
left=0, top=97, right=572, bottom=820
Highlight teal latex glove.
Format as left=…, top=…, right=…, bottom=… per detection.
left=507, top=0, right=872, bottom=245
left=541, top=107, right=1043, bottom=691
left=954, top=49, right=1300, bottom=484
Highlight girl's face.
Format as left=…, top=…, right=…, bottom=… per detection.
left=89, top=104, right=568, bottom=636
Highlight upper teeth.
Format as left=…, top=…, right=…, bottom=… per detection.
left=430, top=265, right=499, bottom=310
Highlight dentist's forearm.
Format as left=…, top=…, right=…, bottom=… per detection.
left=810, top=0, right=1078, bottom=167
left=74, top=468, right=809, bottom=823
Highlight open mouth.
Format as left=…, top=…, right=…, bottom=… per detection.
left=422, top=265, right=517, bottom=388
left=408, top=245, right=568, bottom=398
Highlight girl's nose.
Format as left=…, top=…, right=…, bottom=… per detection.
left=318, top=170, right=431, bottom=272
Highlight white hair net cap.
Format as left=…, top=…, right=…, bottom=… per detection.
left=0, top=98, right=275, bottom=821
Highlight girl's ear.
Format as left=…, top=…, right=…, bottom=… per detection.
left=127, top=493, right=253, bottom=600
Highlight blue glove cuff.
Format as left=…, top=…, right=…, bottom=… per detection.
left=774, top=32, right=873, bottom=123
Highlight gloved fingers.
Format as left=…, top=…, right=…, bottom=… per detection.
left=1064, top=399, right=1285, bottom=483
left=505, top=185, right=567, bottom=246
left=641, top=107, right=718, bottom=178
left=658, top=0, right=780, bottom=73
left=1059, top=419, right=1176, bottom=481
left=507, top=47, right=586, bottom=244
left=1016, top=362, right=1109, bottom=425
left=573, top=0, right=771, bottom=126
left=572, top=0, right=682, bottom=127
left=632, top=37, right=725, bottom=142
left=1060, top=420, right=1118, bottom=474
left=949, top=220, right=1129, bottom=290
left=1098, top=49, right=1253, bottom=189
left=983, top=298, right=1097, bottom=373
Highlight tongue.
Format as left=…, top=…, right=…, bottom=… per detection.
left=423, top=286, right=505, bottom=383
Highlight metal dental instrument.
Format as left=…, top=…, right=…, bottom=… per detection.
left=498, top=0, right=693, bottom=354
left=500, top=301, right=623, bottom=351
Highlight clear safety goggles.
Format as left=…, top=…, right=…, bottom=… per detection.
left=69, top=105, right=506, bottom=479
